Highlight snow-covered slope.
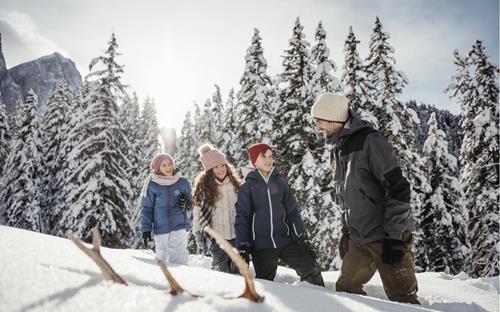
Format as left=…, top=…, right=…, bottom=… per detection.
left=0, top=226, right=497, bottom=312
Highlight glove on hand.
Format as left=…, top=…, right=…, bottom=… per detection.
left=178, top=196, right=191, bottom=209
left=142, top=231, right=152, bottom=245
left=297, top=233, right=317, bottom=260
left=238, top=242, right=252, bottom=264
left=382, top=238, right=405, bottom=265
left=339, top=231, right=350, bottom=259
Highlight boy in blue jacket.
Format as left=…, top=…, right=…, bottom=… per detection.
left=141, top=153, right=192, bottom=265
left=235, top=143, right=324, bottom=286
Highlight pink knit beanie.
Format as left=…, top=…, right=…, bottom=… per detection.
left=150, top=153, right=175, bottom=173
left=198, top=143, right=226, bottom=171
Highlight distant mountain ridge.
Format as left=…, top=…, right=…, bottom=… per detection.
left=0, top=33, right=82, bottom=115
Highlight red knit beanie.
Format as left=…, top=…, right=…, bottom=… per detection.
left=150, top=153, right=175, bottom=173
left=247, top=143, right=271, bottom=166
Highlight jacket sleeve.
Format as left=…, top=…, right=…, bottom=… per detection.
left=140, top=182, right=155, bottom=233
left=283, top=180, right=307, bottom=237
left=192, top=204, right=201, bottom=233
left=365, top=132, right=412, bottom=240
left=182, top=178, right=193, bottom=211
left=234, top=181, right=252, bottom=248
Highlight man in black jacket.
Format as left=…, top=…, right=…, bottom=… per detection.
left=311, top=93, right=420, bottom=304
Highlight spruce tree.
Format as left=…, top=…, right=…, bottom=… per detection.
left=211, top=84, right=225, bottom=149
left=341, top=26, right=377, bottom=126
left=58, top=33, right=133, bottom=247
left=365, top=16, right=408, bottom=138
left=175, top=111, right=197, bottom=182
left=0, top=94, right=9, bottom=177
left=198, top=98, right=216, bottom=145
left=419, top=112, right=469, bottom=274
left=309, top=21, right=342, bottom=95
left=274, top=18, right=315, bottom=174
left=0, top=89, right=42, bottom=231
left=221, top=88, right=239, bottom=165
left=235, top=28, right=273, bottom=167
left=39, top=82, right=74, bottom=233
left=448, top=41, right=499, bottom=277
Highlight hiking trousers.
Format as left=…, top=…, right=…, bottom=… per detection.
left=336, top=232, right=419, bottom=304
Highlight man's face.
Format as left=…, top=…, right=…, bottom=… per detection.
left=313, top=118, right=344, bottom=138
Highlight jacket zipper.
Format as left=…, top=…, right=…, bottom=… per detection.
left=267, top=188, right=277, bottom=248
left=252, top=213, right=256, bottom=240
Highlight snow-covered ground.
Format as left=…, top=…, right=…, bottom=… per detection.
left=0, top=226, right=498, bottom=312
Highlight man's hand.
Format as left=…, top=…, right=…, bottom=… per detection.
left=382, top=238, right=405, bottom=264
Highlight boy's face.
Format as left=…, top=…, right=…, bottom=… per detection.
left=159, top=159, right=174, bottom=176
left=254, top=149, right=273, bottom=174
left=213, top=163, right=227, bottom=180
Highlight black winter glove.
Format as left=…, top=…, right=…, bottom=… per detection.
left=297, top=233, right=317, bottom=260
left=339, top=231, right=349, bottom=260
left=238, top=242, right=252, bottom=265
left=179, top=196, right=191, bottom=209
left=382, top=238, right=405, bottom=265
left=142, top=231, right=152, bottom=245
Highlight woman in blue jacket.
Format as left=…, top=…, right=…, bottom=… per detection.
left=140, top=153, right=192, bottom=265
left=235, top=143, right=324, bottom=286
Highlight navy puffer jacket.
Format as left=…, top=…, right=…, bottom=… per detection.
left=140, top=177, right=192, bottom=235
left=235, top=168, right=306, bottom=250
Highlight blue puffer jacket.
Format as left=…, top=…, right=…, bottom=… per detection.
left=235, top=168, right=307, bottom=250
left=140, top=177, right=192, bottom=235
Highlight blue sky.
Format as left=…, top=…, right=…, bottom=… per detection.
left=0, top=0, right=498, bottom=132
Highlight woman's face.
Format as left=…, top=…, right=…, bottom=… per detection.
left=213, top=164, right=227, bottom=180
left=159, top=159, right=174, bottom=176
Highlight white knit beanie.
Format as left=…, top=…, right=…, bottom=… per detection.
left=311, top=93, right=349, bottom=123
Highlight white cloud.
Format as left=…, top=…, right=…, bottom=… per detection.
left=0, top=9, right=69, bottom=67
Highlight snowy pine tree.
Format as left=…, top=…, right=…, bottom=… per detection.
left=341, top=26, right=377, bottom=126
left=0, top=89, right=43, bottom=231
left=221, top=88, right=240, bottom=165
left=211, top=84, right=225, bottom=149
left=365, top=16, right=408, bottom=137
left=58, top=33, right=133, bottom=247
left=235, top=28, right=273, bottom=167
left=309, top=21, right=342, bottom=95
left=175, top=111, right=197, bottom=182
left=418, top=112, right=469, bottom=274
left=448, top=41, right=499, bottom=277
left=39, top=82, right=74, bottom=233
left=197, top=98, right=216, bottom=145
left=0, top=94, right=9, bottom=177
left=274, top=18, right=315, bottom=174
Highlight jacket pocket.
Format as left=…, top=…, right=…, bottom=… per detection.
left=359, top=188, right=377, bottom=205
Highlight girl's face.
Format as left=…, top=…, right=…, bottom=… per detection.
left=159, top=159, right=174, bottom=176
left=254, top=149, right=273, bottom=174
left=213, top=163, right=227, bottom=180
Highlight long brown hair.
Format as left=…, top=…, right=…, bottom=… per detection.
left=192, top=163, right=241, bottom=208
